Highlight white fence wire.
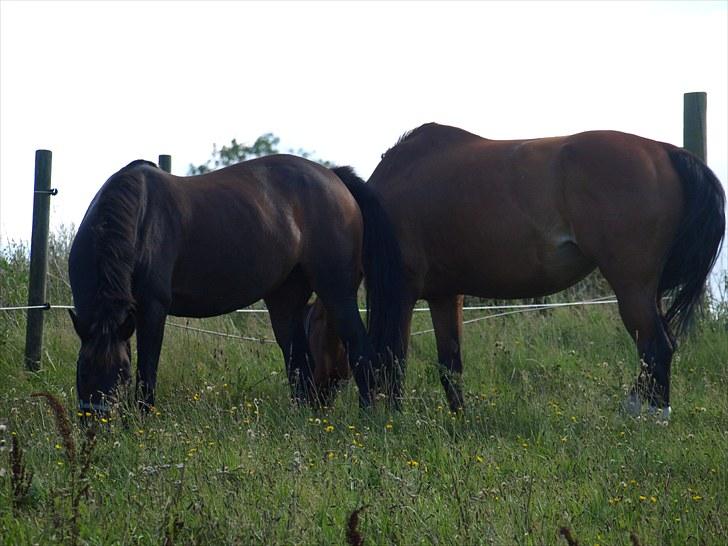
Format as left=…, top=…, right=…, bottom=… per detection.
left=2, top=297, right=619, bottom=343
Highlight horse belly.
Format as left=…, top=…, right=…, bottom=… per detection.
left=168, top=238, right=297, bottom=317
left=482, top=240, right=595, bottom=298
left=421, top=229, right=594, bottom=300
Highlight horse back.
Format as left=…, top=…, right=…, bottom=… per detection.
left=170, top=155, right=361, bottom=263
left=71, top=155, right=363, bottom=318
left=161, top=155, right=363, bottom=314
left=369, top=124, right=684, bottom=298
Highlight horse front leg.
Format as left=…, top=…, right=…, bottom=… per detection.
left=429, top=295, right=465, bottom=412
left=135, top=300, right=168, bottom=412
left=383, top=298, right=415, bottom=410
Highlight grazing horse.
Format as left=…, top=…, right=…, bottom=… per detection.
left=68, top=155, right=405, bottom=414
left=305, top=123, right=725, bottom=418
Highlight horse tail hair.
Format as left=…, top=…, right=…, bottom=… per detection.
left=332, top=166, right=407, bottom=366
left=659, top=147, right=725, bottom=337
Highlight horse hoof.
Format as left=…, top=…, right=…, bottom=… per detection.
left=648, top=404, right=671, bottom=423
left=623, top=391, right=642, bottom=417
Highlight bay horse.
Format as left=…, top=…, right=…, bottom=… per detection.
left=68, top=155, right=405, bottom=414
left=305, top=123, right=725, bottom=418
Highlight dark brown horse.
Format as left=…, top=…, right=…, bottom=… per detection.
left=68, top=155, right=405, bottom=414
left=306, top=123, right=725, bottom=418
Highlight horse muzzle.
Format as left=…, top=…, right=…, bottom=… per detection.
left=78, top=399, right=111, bottom=419
left=624, top=391, right=671, bottom=423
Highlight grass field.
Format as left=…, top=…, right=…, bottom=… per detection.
left=1, top=240, right=727, bottom=545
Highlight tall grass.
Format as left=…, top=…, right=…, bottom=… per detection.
left=1, top=235, right=726, bottom=545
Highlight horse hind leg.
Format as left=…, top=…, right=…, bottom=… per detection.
left=429, top=295, right=465, bottom=412
left=315, top=290, right=377, bottom=408
left=265, top=268, right=314, bottom=403
left=614, top=284, right=674, bottom=420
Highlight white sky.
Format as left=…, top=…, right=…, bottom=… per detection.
left=1, top=1, right=727, bottom=254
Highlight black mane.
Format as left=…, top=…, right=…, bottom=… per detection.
left=90, top=162, right=152, bottom=329
left=379, top=127, right=419, bottom=161
left=381, top=123, right=471, bottom=161
left=120, top=159, right=158, bottom=171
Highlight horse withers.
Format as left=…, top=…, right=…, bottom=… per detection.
left=305, top=123, right=725, bottom=418
left=68, top=155, right=405, bottom=416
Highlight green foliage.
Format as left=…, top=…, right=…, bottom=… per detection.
left=188, top=133, right=333, bottom=175
left=1, top=236, right=727, bottom=544
left=0, top=242, right=728, bottom=545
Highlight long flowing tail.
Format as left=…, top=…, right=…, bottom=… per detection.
left=660, top=148, right=725, bottom=337
left=333, top=166, right=406, bottom=368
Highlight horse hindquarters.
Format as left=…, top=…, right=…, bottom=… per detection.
left=571, top=142, right=725, bottom=416
left=630, top=148, right=726, bottom=414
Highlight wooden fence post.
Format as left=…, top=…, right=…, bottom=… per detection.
left=683, top=92, right=715, bottom=304
left=683, top=92, right=707, bottom=161
left=24, top=150, right=54, bottom=371
left=159, top=154, right=172, bottom=173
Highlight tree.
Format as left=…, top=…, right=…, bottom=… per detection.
left=188, top=133, right=333, bottom=175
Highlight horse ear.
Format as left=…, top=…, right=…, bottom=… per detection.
left=68, top=309, right=88, bottom=341
left=118, top=312, right=136, bottom=341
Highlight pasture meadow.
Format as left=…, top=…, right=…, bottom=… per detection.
left=1, top=238, right=727, bottom=545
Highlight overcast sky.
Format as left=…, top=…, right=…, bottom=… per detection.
left=1, top=1, right=727, bottom=258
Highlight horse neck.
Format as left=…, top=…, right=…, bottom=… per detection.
left=92, top=171, right=147, bottom=317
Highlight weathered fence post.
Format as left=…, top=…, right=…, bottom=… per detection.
left=24, top=150, right=54, bottom=371
left=683, top=92, right=707, bottom=161
left=683, top=92, right=714, bottom=304
left=159, top=154, right=172, bottom=173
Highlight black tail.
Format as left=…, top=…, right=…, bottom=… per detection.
left=333, top=166, right=406, bottom=366
left=660, top=148, right=725, bottom=336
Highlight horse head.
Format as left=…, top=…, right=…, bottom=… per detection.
left=303, top=299, right=351, bottom=405
left=69, top=308, right=135, bottom=416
